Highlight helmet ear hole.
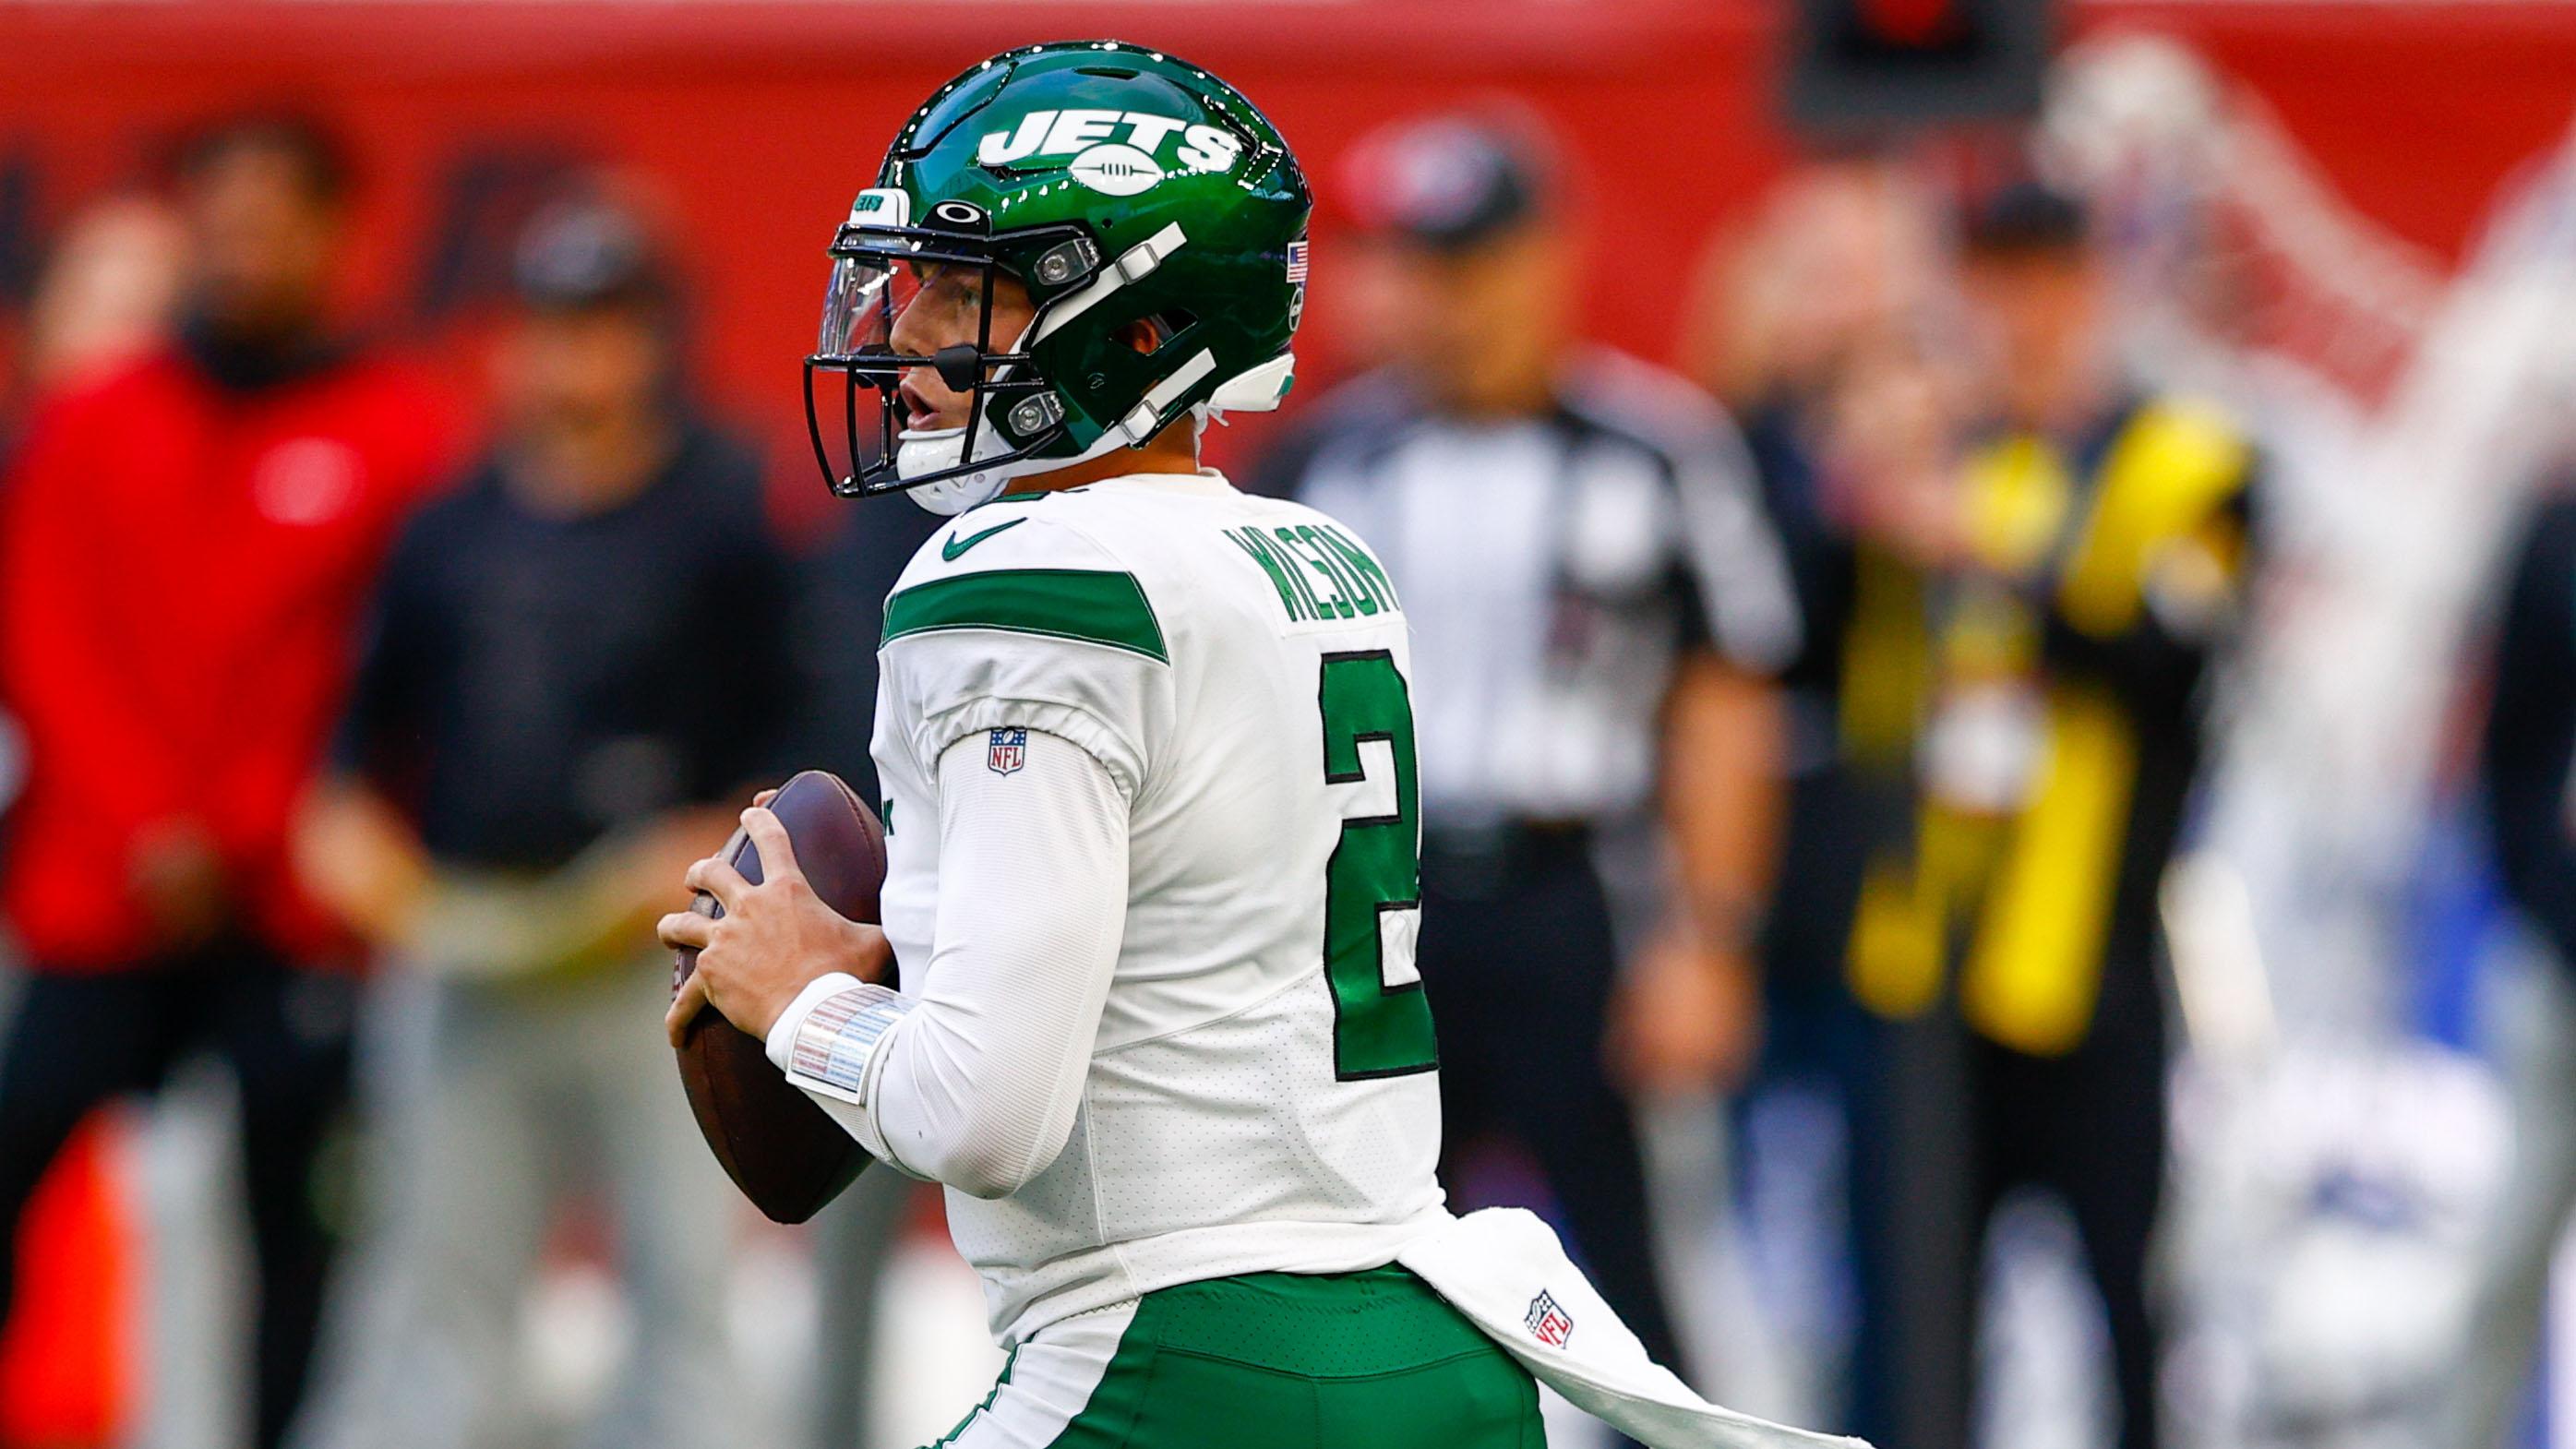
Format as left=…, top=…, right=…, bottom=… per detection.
left=1126, top=309, right=1199, bottom=356
left=1111, top=317, right=1163, bottom=357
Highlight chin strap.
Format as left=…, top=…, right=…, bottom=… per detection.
left=1116, top=349, right=1218, bottom=445
left=905, top=341, right=1291, bottom=510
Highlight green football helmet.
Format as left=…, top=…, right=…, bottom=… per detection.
left=806, top=40, right=1312, bottom=511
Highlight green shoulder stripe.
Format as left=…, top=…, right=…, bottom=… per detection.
left=881, top=568, right=1168, bottom=663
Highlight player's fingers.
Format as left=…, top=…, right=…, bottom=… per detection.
left=665, top=970, right=710, bottom=1048
left=658, top=909, right=715, bottom=952
left=684, top=856, right=756, bottom=910
left=752, top=788, right=779, bottom=808
left=740, top=806, right=806, bottom=884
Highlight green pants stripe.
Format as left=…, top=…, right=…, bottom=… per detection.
left=920, top=1266, right=1545, bottom=1449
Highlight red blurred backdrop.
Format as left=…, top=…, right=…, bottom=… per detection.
left=3, top=0, right=2571, bottom=485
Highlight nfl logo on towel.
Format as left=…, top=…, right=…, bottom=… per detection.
left=988, top=727, right=1027, bottom=776
left=1524, top=1290, right=1574, bottom=1348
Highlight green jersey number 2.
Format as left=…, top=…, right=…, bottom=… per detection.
left=1319, top=650, right=1438, bottom=1080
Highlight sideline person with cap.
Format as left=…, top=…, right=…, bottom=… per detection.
left=1254, top=111, right=1804, bottom=1406
left=295, top=190, right=807, bottom=1449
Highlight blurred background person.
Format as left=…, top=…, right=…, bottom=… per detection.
left=0, top=112, right=456, bottom=1449
left=0, top=185, right=187, bottom=1449
left=294, top=193, right=799, bottom=1449
left=2450, top=478, right=2576, bottom=1449
left=1255, top=111, right=1803, bottom=1414
left=1838, top=179, right=2256, bottom=1449
left=1681, top=153, right=1972, bottom=1435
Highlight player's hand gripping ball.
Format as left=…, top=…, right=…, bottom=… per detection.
left=661, top=770, right=890, bottom=1223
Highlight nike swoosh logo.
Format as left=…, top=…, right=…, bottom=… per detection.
left=941, top=518, right=1026, bottom=561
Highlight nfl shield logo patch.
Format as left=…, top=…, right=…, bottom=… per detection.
left=987, top=727, right=1027, bottom=776
left=1524, top=1290, right=1574, bottom=1348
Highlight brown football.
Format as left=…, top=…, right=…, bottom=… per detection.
left=672, top=769, right=882, bottom=1224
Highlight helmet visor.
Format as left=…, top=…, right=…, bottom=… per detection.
left=815, top=252, right=903, bottom=359
left=805, top=222, right=1071, bottom=498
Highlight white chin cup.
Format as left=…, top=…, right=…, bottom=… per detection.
left=897, top=426, right=1010, bottom=515
left=900, top=318, right=1046, bottom=515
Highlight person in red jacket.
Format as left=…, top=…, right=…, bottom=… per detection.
left=0, top=114, right=454, bottom=1449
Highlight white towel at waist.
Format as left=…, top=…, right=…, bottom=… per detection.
left=1396, top=1207, right=1872, bottom=1449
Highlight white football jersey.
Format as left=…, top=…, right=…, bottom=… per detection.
left=869, top=470, right=1447, bottom=1344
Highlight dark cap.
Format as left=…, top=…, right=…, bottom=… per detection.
left=511, top=197, right=671, bottom=313
left=1962, top=180, right=2091, bottom=255
left=1341, top=112, right=1553, bottom=251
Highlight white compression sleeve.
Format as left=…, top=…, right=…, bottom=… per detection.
left=766, top=726, right=1130, bottom=1196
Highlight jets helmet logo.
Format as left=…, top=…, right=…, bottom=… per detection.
left=977, top=109, right=1246, bottom=195
left=846, top=187, right=911, bottom=229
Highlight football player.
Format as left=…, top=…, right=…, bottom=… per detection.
left=659, top=41, right=1860, bottom=1449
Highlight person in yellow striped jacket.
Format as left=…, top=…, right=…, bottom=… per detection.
left=1839, top=181, right=2255, bottom=1449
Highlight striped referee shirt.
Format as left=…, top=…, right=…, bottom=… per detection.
left=1259, top=349, right=1800, bottom=827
